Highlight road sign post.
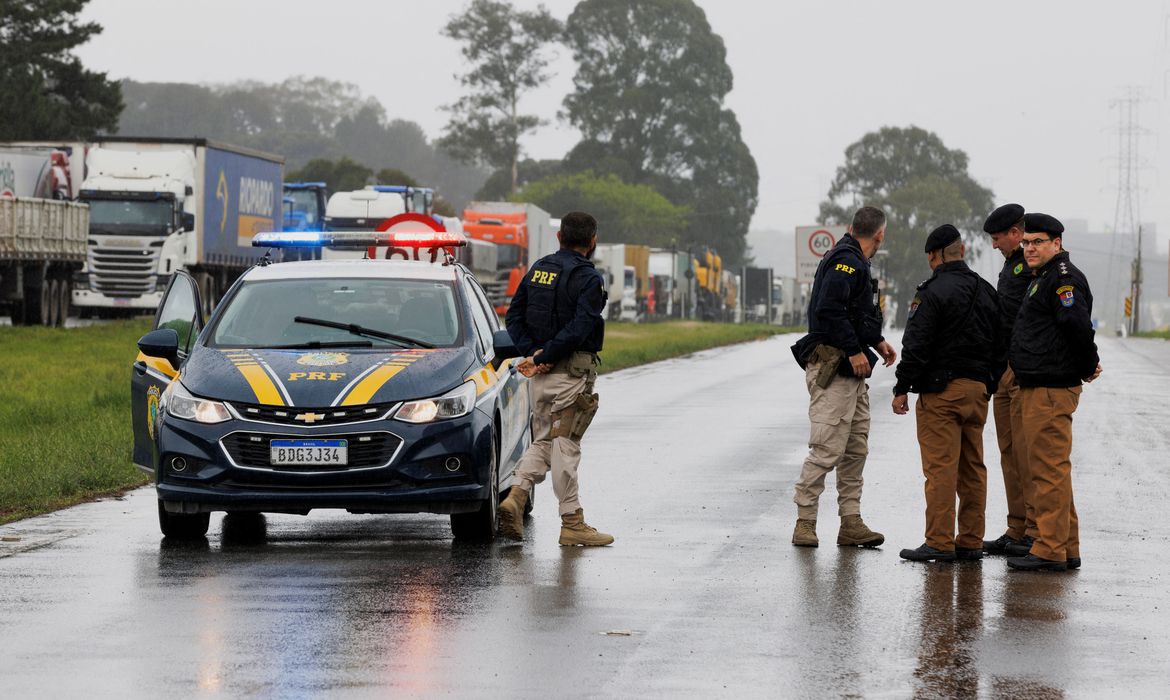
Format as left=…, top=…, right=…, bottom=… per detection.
left=795, top=225, right=847, bottom=284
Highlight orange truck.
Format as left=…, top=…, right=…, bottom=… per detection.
left=461, top=202, right=554, bottom=313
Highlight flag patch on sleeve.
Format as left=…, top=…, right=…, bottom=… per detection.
left=1056, top=285, right=1075, bottom=307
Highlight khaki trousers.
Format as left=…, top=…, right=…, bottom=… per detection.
left=915, top=379, right=990, bottom=551
left=1018, top=386, right=1082, bottom=561
left=514, top=368, right=592, bottom=516
left=794, top=360, right=870, bottom=520
left=992, top=366, right=1037, bottom=540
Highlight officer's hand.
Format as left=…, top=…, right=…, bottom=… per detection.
left=1085, top=363, right=1103, bottom=383
left=876, top=340, right=897, bottom=367
left=892, top=394, right=909, bottom=415
left=849, top=352, right=872, bottom=377
left=517, top=357, right=539, bottom=377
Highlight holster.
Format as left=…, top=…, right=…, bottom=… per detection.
left=811, top=344, right=844, bottom=389
left=550, top=392, right=600, bottom=442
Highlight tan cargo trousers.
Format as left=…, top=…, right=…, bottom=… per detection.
left=513, top=363, right=595, bottom=516
left=1018, top=386, right=1082, bottom=562
left=794, top=359, right=870, bottom=520
left=915, top=379, right=990, bottom=551
left=993, top=366, right=1037, bottom=540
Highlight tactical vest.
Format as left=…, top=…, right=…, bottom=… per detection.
left=523, top=252, right=598, bottom=346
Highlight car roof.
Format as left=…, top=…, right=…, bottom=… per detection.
left=242, top=259, right=462, bottom=283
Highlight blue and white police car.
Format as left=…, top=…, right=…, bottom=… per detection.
left=131, top=229, right=531, bottom=540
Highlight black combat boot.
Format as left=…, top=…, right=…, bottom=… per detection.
left=899, top=544, right=957, bottom=562
left=982, top=532, right=1020, bottom=555
left=1004, top=534, right=1035, bottom=556
left=1006, top=554, right=1068, bottom=572
left=955, top=547, right=984, bottom=561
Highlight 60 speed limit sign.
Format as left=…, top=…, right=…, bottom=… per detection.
left=796, top=225, right=847, bottom=283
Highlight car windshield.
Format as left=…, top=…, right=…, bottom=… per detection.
left=210, top=277, right=462, bottom=348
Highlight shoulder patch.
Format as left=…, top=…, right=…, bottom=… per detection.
left=1058, top=262, right=1070, bottom=276
left=1056, top=284, right=1075, bottom=307
left=1013, top=262, right=1024, bottom=275
left=908, top=296, right=922, bottom=319
left=832, top=262, right=857, bottom=275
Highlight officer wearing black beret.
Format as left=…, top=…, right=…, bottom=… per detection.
left=891, top=224, right=1003, bottom=562
left=1007, top=213, right=1102, bottom=572
left=980, top=204, right=1038, bottom=557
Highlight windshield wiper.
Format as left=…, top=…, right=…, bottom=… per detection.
left=293, top=316, right=434, bottom=349
left=259, top=340, right=374, bottom=349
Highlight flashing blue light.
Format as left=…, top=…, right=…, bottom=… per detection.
left=253, top=231, right=324, bottom=247
left=284, top=182, right=327, bottom=190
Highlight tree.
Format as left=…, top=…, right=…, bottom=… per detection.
left=439, top=0, right=562, bottom=195
left=475, top=158, right=566, bottom=200
left=0, top=0, right=122, bottom=139
left=818, top=126, right=995, bottom=326
left=561, top=0, right=758, bottom=264
left=516, top=171, right=690, bottom=247
left=287, top=157, right=372, bottom=192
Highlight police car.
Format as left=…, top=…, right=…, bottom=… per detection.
left=131, top=229, right=531, bottom=540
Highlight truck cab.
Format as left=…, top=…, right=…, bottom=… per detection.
left=322, top=185, right=436, bottom=261
left=282, top=182, right=328, bottom=232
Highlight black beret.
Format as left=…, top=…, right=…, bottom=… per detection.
left=983, top=203, right=1025, bottom=234
left=924, top=224, right=961, bottom=253
left=1023, top=212, right=1065, bottom=237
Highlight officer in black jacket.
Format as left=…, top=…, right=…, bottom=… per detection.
left=789, top=206, right=897, bottom=548
left=892, top=224, right=1003, bottom=562
left=1007, top=213, right=1102, bottom=572
left=498, top=211, right=613, bottom=547
left=981, top=204, right=1040, bottom=556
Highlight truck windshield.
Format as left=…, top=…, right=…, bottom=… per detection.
left=210, top=278, right=462, bottom=348
left=87, top=199, right=173, bottom=235
left=495, top=245, right=521, bottom=269
left=285, top=190, right=320, bottom=225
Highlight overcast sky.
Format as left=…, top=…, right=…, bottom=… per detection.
left=78, top=0, right=1170, bottom=244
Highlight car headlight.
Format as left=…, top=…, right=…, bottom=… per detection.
left=164, top=381, right=231, bottom=424
left=394, top=380, right=477, bottom=423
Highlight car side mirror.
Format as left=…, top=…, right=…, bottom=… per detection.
left=138, top=328, right=181, bottom=371
left=491, top=329, right=519, bottom=369
left=181, top=212, right=195, bottom=232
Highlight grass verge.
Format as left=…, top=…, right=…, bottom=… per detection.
left=0, top=319, right=794, bottom=524
left=1134, top=330, right=1170, bottom=339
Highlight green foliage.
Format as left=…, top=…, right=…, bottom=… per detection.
left=561, top=0, right=758, bottom=264
left=515, top=171, right=689, bottom=247
left=0, top=0, right=123, bottom=140
left=376, top=168, right=419, bottom=188
left=288, top=157, right=373, bottom=192
left=476, top=158, right=567, bottom=200
left=600, top=321, right=790, bottom=374
left=818, top=126, right=995, bottom=326
left=439, top=1, right=563, bottom=195
left=117, top=78, right=489, bottom=210
left=0, top=320, right=152, bottom=523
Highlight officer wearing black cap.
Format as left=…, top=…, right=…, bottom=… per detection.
left=1007, top=213, right=1102, bottom=572
left=980, top=204, right=1038, bottom=557
left=891, top=224, right=1003, bottom=562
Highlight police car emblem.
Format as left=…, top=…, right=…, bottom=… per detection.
left=1013, top=263, right=1024, bottom=275
left=146, top=386, right=161, bottom=440
left=1056, top=285, right=1075, bottom=307
left=297, top=352, right=349, bottom=367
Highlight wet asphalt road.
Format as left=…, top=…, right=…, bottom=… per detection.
left=2, top=333, right=1168, bottom=698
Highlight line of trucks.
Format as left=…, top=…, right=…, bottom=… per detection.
left=2, top=137, right=784, bottom=325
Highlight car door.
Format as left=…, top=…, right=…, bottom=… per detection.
left=130, top=271, right=204, bottom=472
left=465, top=275, right=528, bottom=464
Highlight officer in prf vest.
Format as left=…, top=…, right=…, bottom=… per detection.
left=498, top=211, right=613, bottom=547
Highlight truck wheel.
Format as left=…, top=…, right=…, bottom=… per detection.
left=45, top=279, right=61, bottom=328
left=57, top=277, right=72, bottom=326
left=158, top=500, right=210, bottom=539
left=450, top=428, right=499, bottom=542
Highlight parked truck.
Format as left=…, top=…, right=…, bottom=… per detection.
left=73, top=137, right=283, bottom=316
left=322, top=185, right=438, bottom=261
left=0, top=145, right=88, bottom=325
left=462, top=202, right=553, bottom=313
left=282, top=181, right=328, bottom=232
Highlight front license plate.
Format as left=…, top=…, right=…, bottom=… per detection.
left=270, top=439, right=348, bottom=466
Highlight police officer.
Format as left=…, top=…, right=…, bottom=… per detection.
left=790, top=206, right=897, bottom=548
left=1007, top=213, right=1101, bottom=571
left=892, top=224, right=1004, bottom=562
left=980, top=204, right=1039, bottom=557
left=498, top=211, right=613, bottom=547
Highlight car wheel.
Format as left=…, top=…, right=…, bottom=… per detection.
left=157, top=500, right=210, bottom=539
left=450, top=428, right=499, bottom=542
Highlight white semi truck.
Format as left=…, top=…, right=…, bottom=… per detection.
left=74, top=138, right=283, bottom=315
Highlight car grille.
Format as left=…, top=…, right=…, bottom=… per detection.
left=221, top=431, right=402, bottom=471
left=229, top=402, right=395, bottom=426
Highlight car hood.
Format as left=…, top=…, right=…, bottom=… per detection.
left=181, top=345, right=478, bottom=408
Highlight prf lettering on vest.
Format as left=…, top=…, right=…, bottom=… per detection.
left=288, top=372, right=347, bottom=381
left=531, top=270, right=559, bottom=285
left=834, top=263, right=856, bottom=275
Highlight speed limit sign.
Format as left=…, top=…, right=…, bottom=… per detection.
left=796, top=225, right=846, bottom=283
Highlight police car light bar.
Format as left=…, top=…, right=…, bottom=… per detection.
left=251, top=231, right=466, bottom=249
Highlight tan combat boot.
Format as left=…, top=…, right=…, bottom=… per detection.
left=497, top=486, right=529, bottom=541
left=559, top=509, right=614, bottom=546
left=792, top=519, right=818, bottom=547
left=837, top=514, right=884, bottom=547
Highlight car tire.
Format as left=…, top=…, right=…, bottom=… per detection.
left=158, top=500, right=210, bottom=539
left=450, top=427, right=499, bottom=542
